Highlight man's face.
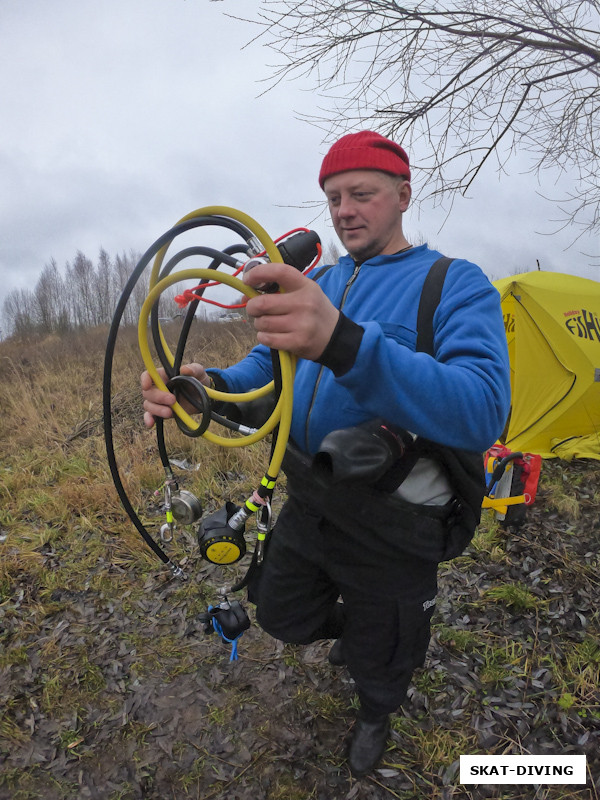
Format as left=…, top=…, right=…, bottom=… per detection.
left=323, top=170, right=411, bottom=262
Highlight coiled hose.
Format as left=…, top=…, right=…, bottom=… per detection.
left=103, top=206, right=298, bottom=578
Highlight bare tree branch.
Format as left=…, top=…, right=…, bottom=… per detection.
left=236, top=0, right=600, bottom=240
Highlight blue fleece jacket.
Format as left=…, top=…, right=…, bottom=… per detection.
left=211, top=244, right=511, bottom=456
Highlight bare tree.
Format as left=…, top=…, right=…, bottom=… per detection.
left=114, top=250, right=149, bottom=325
left=66, top=251, right=98, bottom=327
left=95, top=248, right=116, bottom=325
left=246, top=0, right=600, bottom=239
left=321, top=240, right=343, bottom=266
left=34, top=259, right=68, bottom=334
left=1, top=244, right=258, bottom=338
left=2, top=288, right=38, bottom=339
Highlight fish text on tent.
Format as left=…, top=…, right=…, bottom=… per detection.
left=564, top=308, right=600, bottom=342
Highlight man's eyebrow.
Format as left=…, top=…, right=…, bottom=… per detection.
left=326, top=183, right=375, bottom=196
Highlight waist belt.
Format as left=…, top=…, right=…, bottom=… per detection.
left=282, top=443, right=460, bottom=563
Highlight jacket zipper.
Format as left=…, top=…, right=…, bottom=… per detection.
left=304, top=262, right=362, bottom=451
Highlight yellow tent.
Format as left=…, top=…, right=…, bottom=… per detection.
left=493, top=271, right=600, bottom=460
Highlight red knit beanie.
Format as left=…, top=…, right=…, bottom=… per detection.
left=319, top=131, right=411, bottom=188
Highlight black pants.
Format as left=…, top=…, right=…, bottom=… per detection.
left=254, top=493, right=438, bottom=718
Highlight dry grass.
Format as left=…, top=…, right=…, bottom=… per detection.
left=0, top=319, right=263, bottom=629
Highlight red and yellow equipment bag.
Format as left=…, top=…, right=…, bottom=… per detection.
left=482, top=445, right=542, bottom=525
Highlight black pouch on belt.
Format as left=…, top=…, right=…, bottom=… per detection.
left=311, top=418, right=418, bottom=492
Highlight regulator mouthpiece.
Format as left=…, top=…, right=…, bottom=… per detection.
left=243, top=229, right=321, bottom=293
left=277, top=230, right=321, bottom=270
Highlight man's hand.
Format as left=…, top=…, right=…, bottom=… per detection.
left=244, top=263, right=340, bottom=360
left=141, top=363, right=209, bottom=428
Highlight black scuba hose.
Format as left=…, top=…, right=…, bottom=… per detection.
left=103, top=215, right=263, bottom=576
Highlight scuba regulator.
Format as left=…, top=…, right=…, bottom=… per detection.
left=103, top=207, right=321, bottom=654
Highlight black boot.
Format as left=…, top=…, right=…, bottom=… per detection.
left=328, top=638, right=346, bottom=667
left=348, top=713, right=390, bottom=777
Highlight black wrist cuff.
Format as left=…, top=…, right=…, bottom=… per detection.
left=317, top=312, right=364, bottom=377
left=207, top=371, right=228, bottom=393
left=206, top=371, right=229, bottom=414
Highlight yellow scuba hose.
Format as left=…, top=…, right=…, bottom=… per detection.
left=138, top=206, right=295, bottom=487
left=150, top=205, right=282, bottom=285
left=137, top=268, right=295, bottom=477
left=148, top=206, right=282, bottom=368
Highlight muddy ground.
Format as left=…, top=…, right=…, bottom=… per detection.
left=1, top=461, right=599, bottom=800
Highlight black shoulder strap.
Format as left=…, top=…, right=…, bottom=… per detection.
left=311, top=263, right=334, bottom=281
left=412, top=255, right=487, bottom=559
left=416, top=256, right=454, bottom=355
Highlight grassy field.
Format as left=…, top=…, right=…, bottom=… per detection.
left=0, top=323, right=599, bottom=800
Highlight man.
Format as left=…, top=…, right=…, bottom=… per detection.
left=142, top=131, right=511, bottom=776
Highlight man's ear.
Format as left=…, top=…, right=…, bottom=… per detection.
left=398, top=179, right=411, bottom=212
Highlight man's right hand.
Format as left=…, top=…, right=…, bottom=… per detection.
left=141, top=363, right=210, bottom=428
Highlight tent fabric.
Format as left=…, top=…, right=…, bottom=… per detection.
left=493, top=271, right=600, bottom=460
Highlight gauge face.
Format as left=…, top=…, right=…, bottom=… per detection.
left=171, top=490, right=202, bottom=525
left=205, top=538, right=244, bottom=565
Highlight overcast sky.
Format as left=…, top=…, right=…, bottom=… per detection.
left=2, top=0, right=598, bottom=319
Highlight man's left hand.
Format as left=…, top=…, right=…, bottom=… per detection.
left=244, top=263, right=340, bottom=360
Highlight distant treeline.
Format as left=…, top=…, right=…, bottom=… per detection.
left=1, top=249, right=179, bottom=339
